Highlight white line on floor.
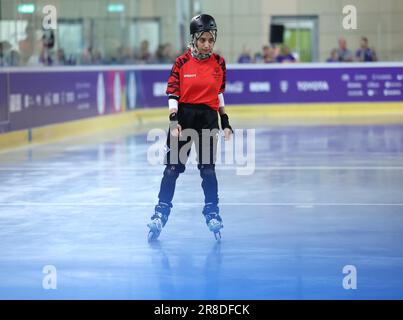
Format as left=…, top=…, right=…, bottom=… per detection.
left=1, top=166, right=403, bottom=171
left=0, top=202, right=402, bottom=206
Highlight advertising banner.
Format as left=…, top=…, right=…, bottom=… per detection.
left=0, top=73, right=8, bottom=132
left=1, top=64, right=402, bottom=133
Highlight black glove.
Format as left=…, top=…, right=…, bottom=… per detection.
left=220, top=113, right=233, bottom=133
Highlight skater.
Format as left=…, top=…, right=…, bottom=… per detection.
left=148, top=14, right=233, bottom=241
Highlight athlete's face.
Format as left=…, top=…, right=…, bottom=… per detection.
left=196, top=32, right=215, bottom=54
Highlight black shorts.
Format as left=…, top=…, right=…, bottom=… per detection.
left=165, top=103, right=219, bottom=166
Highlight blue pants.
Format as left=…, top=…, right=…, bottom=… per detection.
left=158, top=103, right=219, bottom=206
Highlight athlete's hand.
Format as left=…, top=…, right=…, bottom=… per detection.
left=220, top=113, right=233, bottom=141
left=169, top=111, right=181, bottom=137
left=170, top=123, right=182, bottom=137
left=223, top=127, right=232, bottom=141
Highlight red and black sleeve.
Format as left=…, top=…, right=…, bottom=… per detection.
left=216, top=55, right=226, bottom=94
left=166, top=63, right=180, bottom=98
left=166, top=54, right=190, bottom=98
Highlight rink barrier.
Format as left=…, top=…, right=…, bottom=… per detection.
left=0, top=107, right=165, bottom=151
left=1, top=102, right=403, bottom=152
left=1, top=62, right=403, bottom=134
left=1, top=63, right=403, bottom=151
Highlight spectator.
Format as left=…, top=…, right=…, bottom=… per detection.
left=18, top=24, right=36, bottom=65
left=153, top=44, right=165, bottom=63
left=326, top=48, right=338, bottom=62
left=80, top=46, right=103, bottom=65
left=253, top=52, right=263, bottom=63
left=137, top=40, right=152, bottom=63
left=81, top=46, right=94, bottom=65
left=237, top=46, right=252, bottom=63
left=262, top=45, right=276, bottom=63
left=272, top=45, right=281, bottom=60
left=54, top=48, right=66, bottom=65
left=92, top=49, right=103, bottom=65
left=356, top=37, right=377, bottom=62
left=119, top=46, right=135, bottom=64
left=152, top=43, right=175, bottom=64
left=0, top=41, right=12, bottom=66
left=161, top=43, right=175, bottom=63
left=26, top=40, right=45, bottom=66
left=276, top=46, right=296, bottom=63
left=8, top=50, right=21, bottom=66
left=336, top=37, right=354, bottom=62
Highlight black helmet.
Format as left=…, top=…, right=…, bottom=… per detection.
left=190, top=14, right=217, bottom=35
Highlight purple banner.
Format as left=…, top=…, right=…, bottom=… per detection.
left=1, top=64, right=403, bottom=134
left=0, top=73, right=8, bottom=132
left=133, top=69, right=170, bottom=108
left=223, top=67, right=403, bottom=104
left=6, top=71, right=127, bottom=131
left=133, top=65, right=403, bottom=107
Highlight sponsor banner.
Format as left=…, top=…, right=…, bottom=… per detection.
left=136, top=69, right=170, bottom=108
left=0, top=65, right=402, bottom=133
left=223, top=67, right=403, bottom=104
left=0, top=73, right=8, bottom=131
left=141, top=66, right=403, bottom=105
left=5, top=71, right=127, bottom=131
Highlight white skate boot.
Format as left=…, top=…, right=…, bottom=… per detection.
left=203, top=203, right=223, bottom=240
left=147, top=202, right=171, bottom=242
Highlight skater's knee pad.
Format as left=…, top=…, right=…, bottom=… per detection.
left=163, top=164, right=185, bottom=178
left=198, top=164, right=215, bottom=179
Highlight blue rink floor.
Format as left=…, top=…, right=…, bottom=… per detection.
left=1, top=123, right=403, bottom=300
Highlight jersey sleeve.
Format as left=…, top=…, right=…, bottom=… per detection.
left=218, top=55, right=226, bottom=94
left=166, top=60, right=181, bottom=97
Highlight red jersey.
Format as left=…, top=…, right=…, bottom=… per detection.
left=166, top=50, right=226, bottom=111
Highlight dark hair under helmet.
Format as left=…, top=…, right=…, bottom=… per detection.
left=190, top=14, right=217, bottom=35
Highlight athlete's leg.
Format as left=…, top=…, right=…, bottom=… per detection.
left=157, top=163, right=186, bottom=205
left=148, top=105, right=195, bottom=240
left=198, top=163, right=218, bottom=205
left=196, top=108, right=223, bottom=238
left=196, top=107, right=220, bottom=205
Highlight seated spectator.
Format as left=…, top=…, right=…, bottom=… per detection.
left=153, top=44, right=164, bottom=63
left=326, top=48, right=338, bottom=62
left=161, top=43, right=175, bottom=64
left=273, top=45, right=281, bottom=58
left=152, top=43, right=175, bottom=64
left=26, top=40, right=46, bottom=66
left=120, top=46, right=135, bottom=64
left=356, top=37, right=377, bottom=62
left=80, top=46, right=103, bottom=65
left=262, top=45, right=276, bottom=63
left=336, top=37, right=354, bottom=62
left=54, top=48, right=66, bottom=65
left=8, top=50, right=21, bottom=66
left=237, top=46, right=252, bottom=63
left=81, top=46, right=94, bottom=65
left=0, top=41, right=12, bottom=66
left=253, top=52, right=263, bottom=63
left=276, top=46, right=296, bottom=63
left=92, top=49, right=103, bottom=65
left=137, top=40, right=152, bottom=63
